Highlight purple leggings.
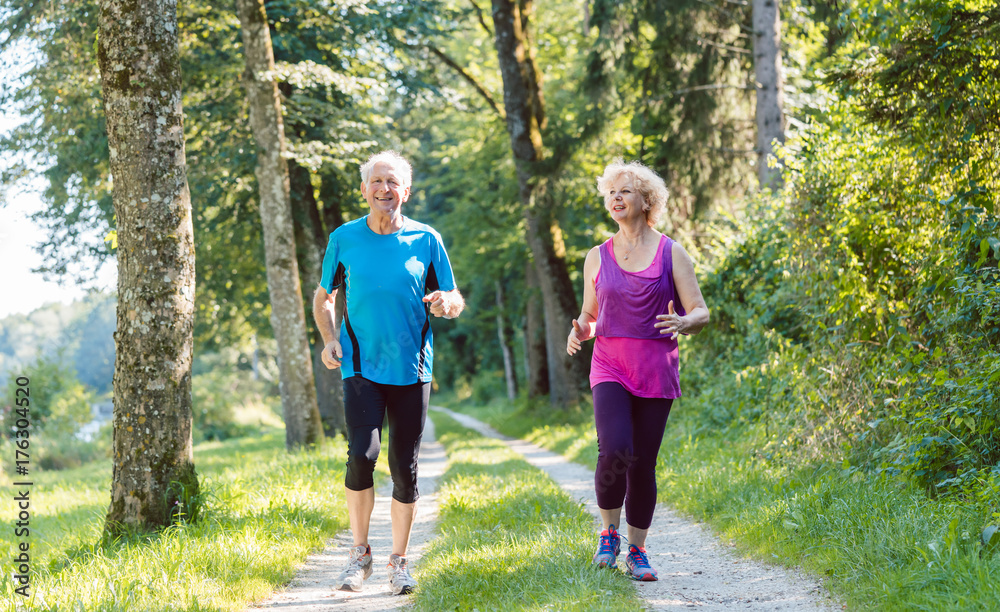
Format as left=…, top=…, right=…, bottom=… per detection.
left=593, top=382, right=672, bottom=530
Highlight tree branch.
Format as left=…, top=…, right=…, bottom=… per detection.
left=697, top=37, right=751, bottom=54
left=468, top=0, right=493, bottom=36
left=424, top=44, right=505, bottom=119
left=671, top=83, right=755, bottom=96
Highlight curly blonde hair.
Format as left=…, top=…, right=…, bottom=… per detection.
left=596, top=159, right=669, bottom=227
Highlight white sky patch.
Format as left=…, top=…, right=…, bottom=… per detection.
left=1, top=39, right=117, bottom=319
left=0, top=183, right=117, bottom=319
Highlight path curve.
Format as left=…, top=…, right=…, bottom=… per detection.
left=247, top=416, right=446, bottom=611
left=432, top=406, right=838, bottom=611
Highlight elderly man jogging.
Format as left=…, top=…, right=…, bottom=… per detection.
left=313, top=150, right=464, bottom=595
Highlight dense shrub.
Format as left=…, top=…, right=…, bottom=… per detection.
left=1, top=354, right=108, bottom=470
left=682, top=1, right=1000, bottom=497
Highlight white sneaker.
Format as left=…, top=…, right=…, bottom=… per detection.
left=387, top=553, right=417, bottom=595
left=335, top=544, right=372, bottom=592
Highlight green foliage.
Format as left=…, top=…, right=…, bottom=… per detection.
left=677, top=0, right=1000, bottom=496
left=654, top=422, right=1000, bottom=610
left=0, top=351, right=111, bottom=470
left=33, top=421, right=112, bottom=472
left=833, top=1, right=999, bottom=166
left=68, top=293, right=116, bottom=393
left=0, top=295, right=114, bottom=392
left=190, top=349, right=284, bottom=443
left=2, top=352, right=93, bottom=433
left=585, top=0, right=758, bottom=218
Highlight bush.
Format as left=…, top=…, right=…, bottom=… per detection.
left=191, top=360, right=282, bottom=443
left=2, top=353, right=94, bottom=436
left=0, top=353, right=111, bottom=471
left=681, top=3, right=1000, bottom=497
left=35, top=421, right=113, bottom=470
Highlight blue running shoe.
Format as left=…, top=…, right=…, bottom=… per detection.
left=592, top=524, right=621, bottom=568
left=625, top=544, right=658, bottom=581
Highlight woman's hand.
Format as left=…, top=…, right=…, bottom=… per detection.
left=654, top=300, right=685, bottom=339
left=567, top=319, right=594, bottom=355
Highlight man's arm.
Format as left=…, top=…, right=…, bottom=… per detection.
left=313, top=286, right=343, bottom=368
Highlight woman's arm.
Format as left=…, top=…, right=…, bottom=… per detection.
left=567, top=246, right=601, bottom=355
left=313, top=286, right=343, bottom=368
left=655, top=242, right=710, bottom=337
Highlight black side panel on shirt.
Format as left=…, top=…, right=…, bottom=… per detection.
left=332, top=262, right=346, bottom=290
left=343, top=306, right=362, bottom=374
left=417, top=263, right=437, bottom=378
left=425, top=263, right=440, bottom=293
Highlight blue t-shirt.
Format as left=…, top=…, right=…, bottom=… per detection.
left=320, top=215, right=457, bottom=385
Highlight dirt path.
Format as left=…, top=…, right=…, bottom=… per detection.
left=432, top=406, right=839, bottom=611
left=247, top=416, right=446, bottom=611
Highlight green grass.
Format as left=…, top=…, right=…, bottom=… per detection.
left=440, top=396, right=1000, bottom=611
left=413, top=411, right=642, bottom=611
left=0, top=428, right=354, bottom=611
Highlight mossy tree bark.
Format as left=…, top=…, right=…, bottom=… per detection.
left=495, top=280, right=518, bottom=400
left=492, top=0, right=588, bottom=407
left=524, top=262, right=549, bottom=397
left=98, top=0, right=199, bottom=535
left=236, top=0, right=323, bottom=449
left=752, top=0, right=786, bottom=190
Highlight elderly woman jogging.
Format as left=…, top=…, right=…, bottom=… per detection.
left=567, top=159, right=709, bottom=580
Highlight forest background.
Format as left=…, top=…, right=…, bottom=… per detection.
left=0, top=0, right=998, bottom=607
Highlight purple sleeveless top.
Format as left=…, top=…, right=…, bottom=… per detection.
left=590, top=234, right=684, bottom=398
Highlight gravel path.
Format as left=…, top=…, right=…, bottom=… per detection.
left=431, top=406, right=839, bottom=611
left=246, top=416, right=446, bottom=611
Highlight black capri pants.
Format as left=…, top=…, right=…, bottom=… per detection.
left=343, top=375, right=430, bottom=503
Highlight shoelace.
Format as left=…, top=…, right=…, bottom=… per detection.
left=629, top=546, right=652, bottom=569
left=390, top=558, right=412, bottom=580
left=347, top=548, right=368, bottom=571
left=598, top=529, right=620, bottom=554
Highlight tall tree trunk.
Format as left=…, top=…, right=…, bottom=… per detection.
left=318, top=171, right=345, bottom=240
left=525, top=261, right=549, bottom=397
left=237, top=0, right=323, bottom=449
left=492, top=0, right=586, bottom=407
left=289, top=159, right=345, bottom=438
left=752, top=0, right=786, bottom=190
left=495, top=280, right=518, bottom=400
left=98, top=0, right=199, bottom=535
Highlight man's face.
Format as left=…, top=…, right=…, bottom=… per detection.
left=361, top=161, right=410, bottom=216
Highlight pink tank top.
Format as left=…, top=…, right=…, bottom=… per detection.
left=590, top=234, right=683, bottom=398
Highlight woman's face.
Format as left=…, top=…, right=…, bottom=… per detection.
left=605, top=174, right=646, bottom=224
